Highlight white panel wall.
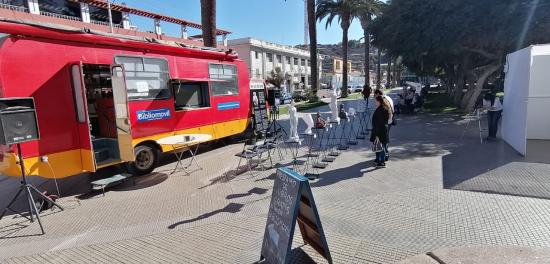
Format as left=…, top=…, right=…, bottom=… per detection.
left=526, top=50, right=550, bottom=140
left=502, top=47, right=530, bottom=155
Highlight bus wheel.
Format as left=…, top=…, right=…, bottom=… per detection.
left=126, top=144, right=159, bottom=176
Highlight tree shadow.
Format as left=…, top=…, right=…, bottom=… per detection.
left=442, top=139, right=550, bottom=200
left=168, top=202, right=244, bottom=229
left=226, top=187, right=268, bottom=199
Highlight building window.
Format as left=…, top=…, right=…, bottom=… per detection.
left=307, top=60, right=311, bottom=67
left=114, top=56, right=171, bottom=100
left=255, top=68, right=261, bottom=78
left=294, top=58, right=299, bottom=65
left=173, top=82, right=210, bottom=110
left=301, top=59, right=306, bottom=66
left=286, top=57, right=291, bottom=64
left=276, top=55, right=282, bottom=64
left=336, top=61, right=341, bottom=71
left=255, top=51, right=260, bottom=60
left=209, top=64, right=238, bottom=96
left=266, top=53, right=273, bottom=63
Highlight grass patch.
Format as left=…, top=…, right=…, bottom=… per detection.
left=297, top=101, right=328, bottom=112
left=276, top=101, right=328, bottom=115
left=278, top=105, right=289, bottom=115
left=423, top=91, right=461, bottom=113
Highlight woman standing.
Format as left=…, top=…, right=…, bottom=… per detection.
left=483, top=92, right=503, bottom=140
left=371, top=95, right=392, bottom=167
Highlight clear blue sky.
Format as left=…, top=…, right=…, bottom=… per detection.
left=118, top=0, right=364, bottom=46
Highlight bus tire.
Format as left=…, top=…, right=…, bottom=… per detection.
left=125, top=143, right=159, bottom=176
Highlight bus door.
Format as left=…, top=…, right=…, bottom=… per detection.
left=111, top=65, right=135, bottom=162
left=70, top=63, right=96, bottom=172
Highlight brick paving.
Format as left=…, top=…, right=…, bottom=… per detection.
left=1, top=95, right=550, bottom=263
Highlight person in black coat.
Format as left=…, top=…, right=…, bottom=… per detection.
left=370, top=95, right=391, bottom=167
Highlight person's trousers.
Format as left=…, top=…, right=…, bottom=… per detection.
left=385, top=125, right=392, bottom=158
left=487, top=110, right=502, bottom=138
left=375, top=148, right=386, bottom=163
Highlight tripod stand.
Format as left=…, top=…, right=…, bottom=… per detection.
left=267, top=108, right=288, bottom=138
left=0, top=144, right=64, bottom=234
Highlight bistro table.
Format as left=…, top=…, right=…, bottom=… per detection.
left=157, top=134, right=212, bottom=175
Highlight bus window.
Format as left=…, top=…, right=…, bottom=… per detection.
left=114, top=56, right=170, bottom=100
left=209, top=64, right=238, bottom=96
left=173, top=82, right=210, bottom=110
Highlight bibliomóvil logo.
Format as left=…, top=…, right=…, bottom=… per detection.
left=136, top=108, right=171, bottom=122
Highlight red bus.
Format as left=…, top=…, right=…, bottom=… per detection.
left=0, top=20, right=254, bottom=179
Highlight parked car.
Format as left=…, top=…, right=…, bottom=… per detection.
left=292, top=90, right=306, bottom=102
left=354, top=86, right=363, bottom=93
left=279, top=92, right=292, bottom=104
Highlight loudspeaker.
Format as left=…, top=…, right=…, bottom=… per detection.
left=0, top=97, right=39, bottom=145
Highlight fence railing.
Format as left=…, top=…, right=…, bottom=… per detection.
left=90, top=20, right=123, bottom=28
left=0, top=3, right=28, bottom=12
left=39, top=11, right=81, bottom=21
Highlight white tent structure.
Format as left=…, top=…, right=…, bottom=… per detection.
left=502, top=45, right=550, bottom=158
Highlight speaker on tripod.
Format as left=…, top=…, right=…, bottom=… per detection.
left=0, top=97, right=63, bottom=234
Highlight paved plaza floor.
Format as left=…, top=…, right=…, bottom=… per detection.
left=1, top=97, right=550, bottom=263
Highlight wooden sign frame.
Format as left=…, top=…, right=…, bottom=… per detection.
left=260, top=167, right=332, bottom=264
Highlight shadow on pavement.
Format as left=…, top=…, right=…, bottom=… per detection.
left=114, top=172, right=169, bottom=192
left=311, top=161, right=372, bottom=188
left=167, top=202, right=244, bottom=229
left=226, top=187, right=268, bottom=199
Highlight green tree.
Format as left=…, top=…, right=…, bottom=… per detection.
left=200, top=0, right=217, bottom=48
left=371, top=0, right=550, bottom=112
left=267, top=67, right=287, bottom=89
left=354, top=0, right=384, bottom=89
left=317, top=0, right=356, bottom=97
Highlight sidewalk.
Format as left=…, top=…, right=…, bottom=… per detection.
left=1, top=98, right=550, bottom=263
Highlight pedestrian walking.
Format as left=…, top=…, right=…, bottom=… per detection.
left=374, top=89, right=395, bottom=161
left=371, top=95, right=392, bottom=168
left=483, top=92, right=503, bottom=140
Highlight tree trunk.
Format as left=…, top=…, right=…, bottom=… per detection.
left=364, top=28, right=370, bottom=88
left=463, top=63, right=502, bottom=112
left=200, top=0, right=217, bottom=48
left=341, top=20, right=350, bottom=98
left=307, top=0, right=318, bottom=102
left=386, top=57, right=392, bottom=88
left=376, top=48, right=382, bottom=89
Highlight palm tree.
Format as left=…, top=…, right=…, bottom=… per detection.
left=317, top=0, right=356, bottom=98
left=284, top=0, right=319, bottom=102
left=354, top=0, right=383, bottom=89
left=200, top=0, right=217, bottom=48
left=307, top=0, right=319, bottom=102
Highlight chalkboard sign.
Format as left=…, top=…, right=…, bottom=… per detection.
left=251, top=90, right=269, bottom=132
left=260, top=167, right=332, bottom=264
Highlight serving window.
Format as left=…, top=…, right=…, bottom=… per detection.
left=209, top=64, right=238, bottom=96
left=114, top=56, right=171, bottom=100
left=173, top=81, right=210, bottom=110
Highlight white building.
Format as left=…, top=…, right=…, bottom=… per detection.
left=228, top=37, right=322, bottom=93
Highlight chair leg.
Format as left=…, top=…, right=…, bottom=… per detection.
left=247, top=159, right=255, bottom=177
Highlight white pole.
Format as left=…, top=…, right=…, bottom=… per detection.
left=107, top=1, right=114, bottom=33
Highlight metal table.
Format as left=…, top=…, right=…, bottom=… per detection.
left=157, top=134, right=212, bottom=175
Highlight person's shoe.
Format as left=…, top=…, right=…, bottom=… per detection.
left=385, top=155, right=389, bottom=161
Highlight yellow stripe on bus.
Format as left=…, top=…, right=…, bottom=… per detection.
left=0, top=118, right=249, bottom=179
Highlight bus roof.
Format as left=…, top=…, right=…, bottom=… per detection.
left=0, top=18, right=238, bottom=61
